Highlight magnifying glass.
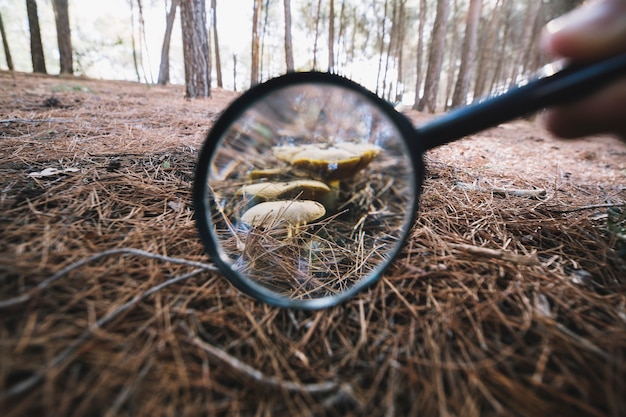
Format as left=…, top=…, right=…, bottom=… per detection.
left=193, top=52, right=626, bottom=309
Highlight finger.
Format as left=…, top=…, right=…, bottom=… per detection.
left=543, top=77, right=626, bottom=140
left=541, top=0, right=626, bottom=62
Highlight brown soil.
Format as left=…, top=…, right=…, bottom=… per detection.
left=1, top=70, right=625, bottom=417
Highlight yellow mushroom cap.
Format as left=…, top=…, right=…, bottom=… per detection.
left=273, top=142, right=380, bottom=180
left=240, top=200, right=326, bottom=228
left=237, top=180, right=330, bottom=200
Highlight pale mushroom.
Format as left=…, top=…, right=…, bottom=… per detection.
left=240, top=200, right=326, bottom=236
left=272, top=142, right=380, bottom=181
left=237, top=180, right=330, bottom=201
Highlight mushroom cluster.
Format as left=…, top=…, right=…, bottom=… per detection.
left=238, top=141, right=381, bottom=235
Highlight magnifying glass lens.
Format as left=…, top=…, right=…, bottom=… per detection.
left=200, top=79, right=418, bottom=306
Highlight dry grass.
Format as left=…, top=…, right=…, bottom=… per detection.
left=1, top=71, right=625, bottom=416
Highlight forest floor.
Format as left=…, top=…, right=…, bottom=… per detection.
left=1, top=70, right=625, bottom=417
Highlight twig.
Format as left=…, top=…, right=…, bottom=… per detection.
left=456, top=182, right=547, bottom=198
left=0, top=248, right=218, bottom=309
left=1, top=268, right=207, bottom=400
left=548, top=202, right=624, bottom=214
left=187, top=331, right=340, bottom=395
left=448, top=243, right=540, bottom=266
left=0, top=118, right=72, bottom=124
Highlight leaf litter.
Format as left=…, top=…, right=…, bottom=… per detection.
left=1, top=71, right=625, bottom=416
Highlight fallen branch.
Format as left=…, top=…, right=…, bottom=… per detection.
left=548, top=202, right=624, bottom=214
left=0, top=248, right=218, bottom=308
left=187, top=331, right=340, bottom=395
left=456, top=182, right=547, bottom=199
left=448, top=243, right=540, bottom=266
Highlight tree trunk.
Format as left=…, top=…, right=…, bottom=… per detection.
left=473, top=0, right=501, bottom=100
left=181, top=0, right=211, bottom=98
left=52, top=0, right=73, bottom=74
left=312, top=0, right=322, bottom=69
left=507, top=0, right=542, bottom=87
left=259, top=0, right=270, bottom=80
left=283, top=0, right=294, bottom=72
left=157, top=0, right=179, bottom=85
left=375, top=0, right=388, bottom=96
left=250, top=0, right=261, bottom=85
left=450, top=0, right=482, bottom=107
left=444, top=0, right=459, bottom=109
left=336, top=0, right=346, bottom=70
left=412, top=0, right=426, bottom=110
left=26, top=0, right=47, bottom=74
left=419, top=0, right=449, bottom=112
left=233, top=53, right=237, bottom=91
left=394, top=0, right=407, bottom=103
left=328, top=0, right=335, bottom=72
left=0, top=11, right=14, bottom=71
left=211, top=0, right=223, bottom=87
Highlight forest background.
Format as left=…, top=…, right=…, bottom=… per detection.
left=0, top=0, right=583, bottom=110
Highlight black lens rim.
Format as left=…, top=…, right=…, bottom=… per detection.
left=193, top=71, right=424, bottom=309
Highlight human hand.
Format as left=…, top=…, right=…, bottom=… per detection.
left=540, top=0, right=626, bottom=140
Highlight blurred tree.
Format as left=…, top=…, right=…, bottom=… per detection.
left=283, top=0, right=294, bottom=72
left=26, top=0, right=46, bottom=73
left=0, top=11, right=14, bottom=71
left=328, top=0, right=334, bottom=72
left=211, top=0, right=222, bottom=88
left=181, top=0, right=210, bottom=97
left=419, top=0, right=449, bottom=112
left=450, top=0, right=481, bottom=108
left=52, top=0, right=73, bottom=74
left=250, top=0, right=261, bottom=85
left=157, top=0, right=180, bottom=85
left=412, top=0, right=426, bottom=110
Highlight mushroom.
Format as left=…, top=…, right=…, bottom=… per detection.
left=272, top=142, right=380, bottom=181
left=237, top=179, right=330, bottom=201
left=240, top=200, right=326, bottom=236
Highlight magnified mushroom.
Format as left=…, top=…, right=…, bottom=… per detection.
left=240, top=200, right=326, bottom=237
left=273, top=142, right=381, bottom=181
left=237, top=180, right=330, bottom=201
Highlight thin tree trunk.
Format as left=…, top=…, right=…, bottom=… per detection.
left=312, top=0, right=322, bottom=69
left=26, top=0, right=46, bottom=74
left=444, top=0, right=459, bottom=109
left=283, top=0, right=294, bottom=72
left=473, top=0, right=501, bottom=100
left=157, top=0, right=179, bottom=85
left=211, top=0, right=223, bottom=87
left=412, top=0, right=426, bottom=110
left=335, top=0, right=346, bottom=70
left=250, top=0, right=261, bottom=85
left=489, top=0, right=513, bottom=95
left=136, top=0, right=152, bottom=83
left=450, top=0, right=481, bottom=107
left=328, top=0, right=334, bottom=72
left=0, top=12, right=14, bottom=71
left=259, top=0, right=270, bottom=80
left=508, top=0, right=542, bottom=87
left=52, top=0, right=73, bottom=74
left=419, top=0, right=449, bottom=112
left=129, top=0, right=141, bottom=82
left=233, top=53, right=237, bottom=91
left=375, top=0, right=388, bottom=96
left=394, top=0, right=406, bottom=103
left=181, top=0, right=211, bottom=98
left=382, top=0, right=397, bottom=99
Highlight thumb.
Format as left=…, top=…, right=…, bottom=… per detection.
left=540, top=0, right=626, bottom=62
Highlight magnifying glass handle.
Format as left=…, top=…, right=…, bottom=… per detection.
left=419, top=52, right=626, bottom=151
